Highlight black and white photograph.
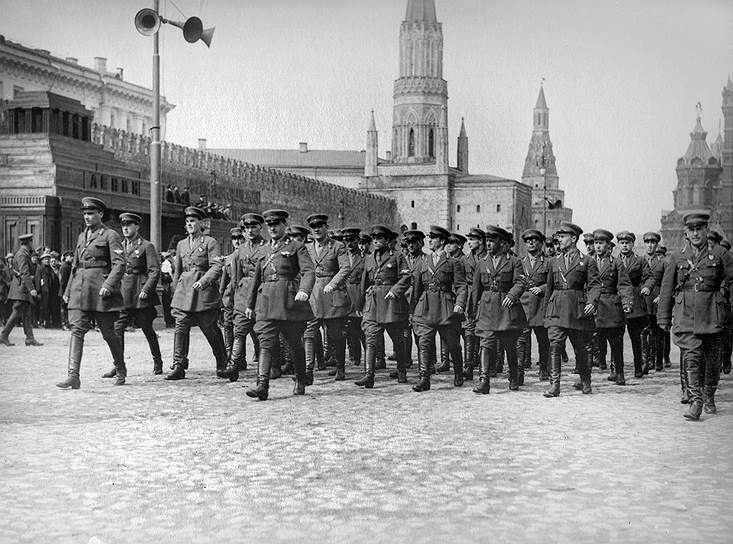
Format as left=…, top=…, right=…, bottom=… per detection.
left=0, top=0, right=732, bottom=542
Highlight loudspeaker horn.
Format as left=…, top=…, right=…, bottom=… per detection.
left=134, top=8, right=161, bottom=36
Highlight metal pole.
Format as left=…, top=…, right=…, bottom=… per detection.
left=150, top=0, right=162, bottom=250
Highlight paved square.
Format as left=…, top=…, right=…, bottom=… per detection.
left=1, top=327, right=731, bottom=543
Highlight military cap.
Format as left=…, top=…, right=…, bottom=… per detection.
left=287, top=224, right=310, bottom=238
left=707, top=230, right=722, bottom=243
left=18, top=233, right=34, bottom=242
left=592, top=229, right=613, bottom=242
left=262, top=209, right=289, bottom=222
left=642, top=231, right=661, bottom=243
left=119, top=212, right=142, bottom=224
left=682, top=210, right=710, bottom=227
left=557, top=221, right=583, bottom=236
left=241, top=212, right=264, bottom=225
left=582, top=233, right=595, bottom=243
left=50, top=251, right=60, bottom=259
left=427, top=225, right=451, bottom=239
left=230, top=227, right=243, bottom=237
left=521, top=228, right=544, bottom=242
left=656, top=245, right=667, bottom=255
left=62, top=251, right=73, bottom=258
left=184, top=206, right=206, bottom=220
left=485, top=225, right=511, bottom=242
left=403, top=229, right=426, bottom=241
left=449, top=232, right=468, bottom=246
left=616, top=231, right=636, bottom=242
left=81, top=196, right=107, bottom=212
left=306, top=213, right=329, bottom=226
left=371, top=225, right=393, bottom=238
left=359, top=233, right=373, bottom=244
left=466, top=227, right=486, bottom=239
left=341, top=227, right=361, bottom=239
left=40, top=252, right=52, bottom=260
left=721, top=239, right=731, bottom=250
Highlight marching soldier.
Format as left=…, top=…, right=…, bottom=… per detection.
left=0, top=233, right=43, bottom=347
left=165, top=206, right=227, bottom=381
left=462, top=228, right=487, bottom=380
left=411, top=226, right=467, bottom=391
left=472, top=226, right=526, bottom=394
left=342, top=227, right=366, bottom=369
left=517, top=229, right=550, bottom=381
left=591, top=230, right=633, bottom=385
left=220, top=227, right=244, bottom=359
left=435, top=232, right=467, bottom=373
left=220, top=213, right=267, bottom=382
left=244, top=209, right=314, bottom=400
left=543, top=222, right=601, bottom=397
left=657, top=211, right=733, bottom=420
left=617, top=231, right=654, bottom=377
left=656, top=245, right=673, bottom=368
left=304, top=213, right=351, bottom=383
left=642, top=232, right=666, bottom=372
left=722, top=238, right=733, bottom=374
left=103, top=212, right=162, bottom=377
left=56, top=197, right=125, bottom=388
left=354, top=226, right=411, bottom=389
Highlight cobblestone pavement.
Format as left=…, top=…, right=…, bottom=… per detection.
left=0, top=326, right=731, bottom=544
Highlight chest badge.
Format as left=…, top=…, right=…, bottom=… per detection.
left=198, top=247, right=204, bottom=252
left=709, top=255, right=714, bottom=260
left=387, top=263, right=393, bottom=269
left=113, top=249, right=123, bottom=254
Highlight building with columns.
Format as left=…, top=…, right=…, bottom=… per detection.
left=0, top=35, right=174, bottom=135
left=360, top=0, right=532, bottom=239
left=660, top=79, right=733, bottom=251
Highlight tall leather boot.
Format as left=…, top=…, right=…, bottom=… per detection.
left=496, top=339, right=505, bottom=373
left=412, top=344, right=431, bottom=392
left=703, top=386, right=717, bottom=414
left=292, top=345, right=307, bottom=395
left=200, top=325, right=228, bottom=377
left=615, top=355, right=626, bottom=386
left=165, top=332, right=188, bottom=380
left=56, top=335, right=83, bottom=389
left=641, top=328, right=650, bottom=373
left=109, top=334, right=127, bottom=386
left=683, top=366, right=702, bottom=420
left=224, top=325, right=233, bottom=359
left=332, top=337, right=347, bottom=381
left=473, top=346, right=491, bottom=394
left=270, top=339, right=283, bottom=380
left=153, top=356, right=164, bottom=375
left=517, top=329, right=532, bottom=369
left=543, top=343, right=561, bottom=397
left=304, top=337, right=316, bottom=385
left=463, top=334, right=475, bottom=380
left=508, top=348, right=519, bottom=391
left=246, top=350, right=271, bottom=401
left=679, top=358, right=690, bottom=404
left=281, top=337, right=294, bottom=375
left=452, top=341, right=464, bottom=387
left=663, top=333, right=671, bottom=367
left=221, top=335, right=245, bottom=382
left=436, top=338, right=451, bottom=372
left=355, top=344, right=375, bottom=388
left=314, top=333, right=326, bottom=370
left=375, top=334, right=387, bottom=370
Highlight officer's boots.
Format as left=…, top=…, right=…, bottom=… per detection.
left=615, top=357, right=626, bottom=386
left=495, top=340, right=505, bottom=374
left=270, top=340, right=283, bottom=380
left=463, top=334, right=475, bottom=381
left=281, top=337, right=294, bottom=375
left=640, top=329, right=650, bottom=372
left=314, top=333, right=326, bottom=371
left=703, top=386, right=717, bottom=414
left=165, top=333, right=188, bottom=380
left=246, top=349, right=271, bottom=401
left=516, top=329, right=531, bottom=369
left=412, top=346, right=431, bottom=392
left=56, top=335, right=83, bottom=389
left=679, top=360, right=691, bottom=404
left=223, top=325, right=233, bottom=359
left=436, top=338, right=451, bottom=373
left=354, top=346, right=375, bottom=388
left=375, top=334, right=387, bottom=370
left=153, top=356, right=164, bottom=375
left=543, top=343, right=561, bottom=397
left=334, top=338, right=347, bottom=382
left=473, top=347, right=491, bottom=394
left=102, top=366, right=117, bottom=379
left=109, top=334, right=126, bottom=386
left=452, top=345, right=464, bottom=387
left=221, top=335, right=245, bottom=382
left=292, top=345, right=307, bottom=395
left=683, top=368, right=703, bottom=421
left=304, top=337, right=316, bottom=386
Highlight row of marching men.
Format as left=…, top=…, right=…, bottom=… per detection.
left=48, top=197, right=732, bottom=419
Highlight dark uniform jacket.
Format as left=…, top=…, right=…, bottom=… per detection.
left=345, top=249, right=366, bottom=317
left=645, top=254, right=666, bottom=316
left=171, top=234, right=222, bottom=312
left=472, top=252, right=527, bottom=333
left=357, top=248, right=411, bottom=324
left=64, top=225, right=125, bottom=312
left=519, top=253, right=548, bottom=328
left=246, top=236, right=315, bottom=322
left=306, top=237, right=351, bottom=320
left=544, top=249, right=601, bottom=330
left=619, top=253, right=654, bottom=319
left=58, top=261, right=72, bottom=298
left=593, top=255, right=633, bottom=328
left=219, top=253, right=235, bottom=310
left=7, top=246, right=36, bottom=303
left=232, top=237, right=267, bottom=313
left=657, top=242, right=733, bottom=335
left=463, top=249, right=487, bottom=321
left=411, top=252, right=468, bottom=328
left=120, top=234, right=160, bottom=309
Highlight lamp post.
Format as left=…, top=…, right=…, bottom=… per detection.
left=134, top=3, right=214, bottom=250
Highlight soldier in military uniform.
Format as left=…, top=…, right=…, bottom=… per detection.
left=302, top=214, right=351, bottom=383
left=342, top=227, right=366, bottom=369
left=0, top=233, right=42, bottom=347
left=462, top=228, right=487, bottom=380
left=354, top=226, right=411, bottom=389
left=472, top=226, right=527, bottom=394
left=220, top=213, right=267, bottom=382
left=435, top=232, right=467, bottom=373
left=56, top=197, right=126, bottom=388
left=616, top=231, right=654, bottom=377
left=411, top=226, right=467, bottom=392
left=591, top=229, right=633, bottom=385
left=543, top=222, right=601, bottom=397
left=657, top=211, right=733, bottom=420
left=101, top=213, right=163, bottom=378
left=244, top=209, right=314, bottom=400
left=517, top=229, right=550, bottom=381
left=219, top=227, right=244, bottom=359
left=642, top=232, right=666, bottom=372
left=165, top=206, right=227, bottom=381
left=722, top=238, right=733, bottom=374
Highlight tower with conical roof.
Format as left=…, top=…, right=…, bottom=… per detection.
left=457, top=117, right=468, bottom=173
left=714, top=76, right=733, bottom=242
left=521, top=84, right=572, bottom=235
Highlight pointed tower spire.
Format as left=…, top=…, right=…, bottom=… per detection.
left=405, top=0, right=437, bottom=23
left=369, top=109, right=377, bottom=131
left=523, top=83, right=555, bottom=179
left=365, top=110, right=379, bottom=177
left=457, top=117, right=468, bottom=174
left=684, top=106, right=712, bottom=163
left=535, top=85, right=548, bottom=109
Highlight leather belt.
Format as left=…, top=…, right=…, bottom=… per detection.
left=601, top=289, right=617, bottom=294
left=264, top=274, right=296, bottom=282
left=80, top=260, right=108, bottom=268
left=553, top=284, right=582, bottom=291
left=316, top=274, right=336, bottom=279
left=682, top=284, right=717, bottom=292
left=125, top=267, right=146, bottom=275
left=184, top=265, right=209, bottom=272
left=372, top=280, right=394, bottom=286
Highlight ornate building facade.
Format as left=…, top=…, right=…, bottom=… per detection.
left=0, top=35, right=174, bottom=135
left=660, top=78, right=733, bottom=251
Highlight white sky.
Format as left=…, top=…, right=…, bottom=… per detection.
left=3, top=0, right=732, bottom=236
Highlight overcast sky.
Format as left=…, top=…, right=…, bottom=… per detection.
left=3, top=0, right=732, bottom=236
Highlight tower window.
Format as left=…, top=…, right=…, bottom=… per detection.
left=476, top=205, right=481, bottom=213
left=411, top=200, right=415, bottom=208
left=457, top=205, right=461, bottom=212
left=428, top=128, right=435, bottom=158
left=408, top=128, right=415, bottom=157
left=411, top=222, right=417, bottom=230
left=496, top=204, right=501, bottom=212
